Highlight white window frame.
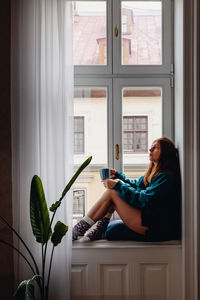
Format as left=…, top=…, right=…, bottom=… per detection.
left=73, top=0, right=174, bottom=215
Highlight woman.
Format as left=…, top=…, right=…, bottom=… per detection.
left=73, top=137, right=181, bottom=242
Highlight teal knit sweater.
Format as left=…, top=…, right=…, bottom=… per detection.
left=113, top=172, right=181, bottom=241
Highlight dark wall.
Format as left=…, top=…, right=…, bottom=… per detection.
left=0, top=0, right=14, bottom=298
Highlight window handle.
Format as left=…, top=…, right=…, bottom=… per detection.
left=114, top=26, right=119, bottom=37
left=115, top=144, right=119, bottom=160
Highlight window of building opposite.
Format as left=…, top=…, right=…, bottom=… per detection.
left=73, top=189, right=85, bottom=225
left=123, top=116, right=148, bottom=153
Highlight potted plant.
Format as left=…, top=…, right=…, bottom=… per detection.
left=0, top=156, right=92, bottom=300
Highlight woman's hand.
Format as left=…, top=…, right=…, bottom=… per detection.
left=102, top=179, right=119, bottom=189
left=110, top=169, right=117, bottom=178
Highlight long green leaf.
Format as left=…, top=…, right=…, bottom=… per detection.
left=14, top=280, right=27, bottom=300
left=50, top=156, right=92, bottom=211
left=49, top=200, right=61, bottom=212
left=14, top=276, right=38, bottom=300
left=51, top=221, right=68, bottom=246
left=30, top=175, right=52, bottom=245
left=25, top=277, right=37, bottom=300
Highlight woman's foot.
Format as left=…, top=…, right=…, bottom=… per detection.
left=72, top=216, right=95, bottom=240
left=80, top=217, right=110, bottom=241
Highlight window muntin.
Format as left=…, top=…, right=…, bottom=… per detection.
left=123, top=116, right=148, bottom=153
left=74, top=116, right=85, bottom=154
left=73, top=1, right=107, bottom=65
left=121, top=1, right=162, bottom=65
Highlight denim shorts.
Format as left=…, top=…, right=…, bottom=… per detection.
left=105, top=220, right=147, bottom=241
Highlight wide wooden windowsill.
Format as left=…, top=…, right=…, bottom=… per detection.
left=72, top=239, right=181, bottom=249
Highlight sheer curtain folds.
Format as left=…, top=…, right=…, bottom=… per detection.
left=11, top=1, right=73, bottom=299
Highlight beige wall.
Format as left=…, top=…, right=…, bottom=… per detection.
left=74, top=97, right=107, bottom=165
left=0, top=0, right=14, bottom=298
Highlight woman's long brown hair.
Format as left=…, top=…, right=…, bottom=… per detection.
left=143, top=137, right=181, bottom=186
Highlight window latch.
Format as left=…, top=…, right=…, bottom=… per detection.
left=114, top=26, right=119, bottom=38
left=115, top=144, right=119, bottom=160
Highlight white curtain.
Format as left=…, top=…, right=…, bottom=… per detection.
left=11, top=0, right=73, bottom=299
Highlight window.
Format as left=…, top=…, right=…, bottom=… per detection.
left=73, top=190, right=85, bottom=225
left=123, top=116, right=148, bottom=153
left=121, top=15, right=128, bottom=34
left=73, top=0, right=173, bottom=216
left=74, top=116, right=84, bottom=154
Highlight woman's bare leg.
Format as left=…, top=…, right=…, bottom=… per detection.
left=87, top=191, right=115, bottom=221
left=72, top=191, right=115, bottom=240
left=73, top=188, right=148, bottom=240
left=87, top=189, right=148, bottom=235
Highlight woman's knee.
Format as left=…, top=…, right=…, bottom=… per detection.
left=103, top=189, right=117, bottom=201
left=106, top=189, right=117, bottom=195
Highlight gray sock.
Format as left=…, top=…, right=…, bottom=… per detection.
left=86, top=217, right=111, bottom=241
left=83, top=215, right=95, bottom=226
left=72, top=217, right=95, bottom=241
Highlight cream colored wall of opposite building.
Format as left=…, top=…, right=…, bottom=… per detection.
left=74, top=170, right=145, bottom=214
left=74, top=97, right=108, bottom=165
left=74, top=96, right=161, bottom=166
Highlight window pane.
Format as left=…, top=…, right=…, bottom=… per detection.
left=74, top=87, right=107, bottom=216
left=121, top=1, right=162, bottom=65
left=122, top=87, right=162, bottom=167
left=135, top=132, right=148, bottom=151
left=74, top=117, right=84, bottom=132
left=74, top=117, right=84, bottom=154
left=123, top=132, right=134, bottom=151
left=74, top=133, right=84, bottom=153
left=135, top=117, right=147, bottom=130
left=73, top=1, right=107, bottom=65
